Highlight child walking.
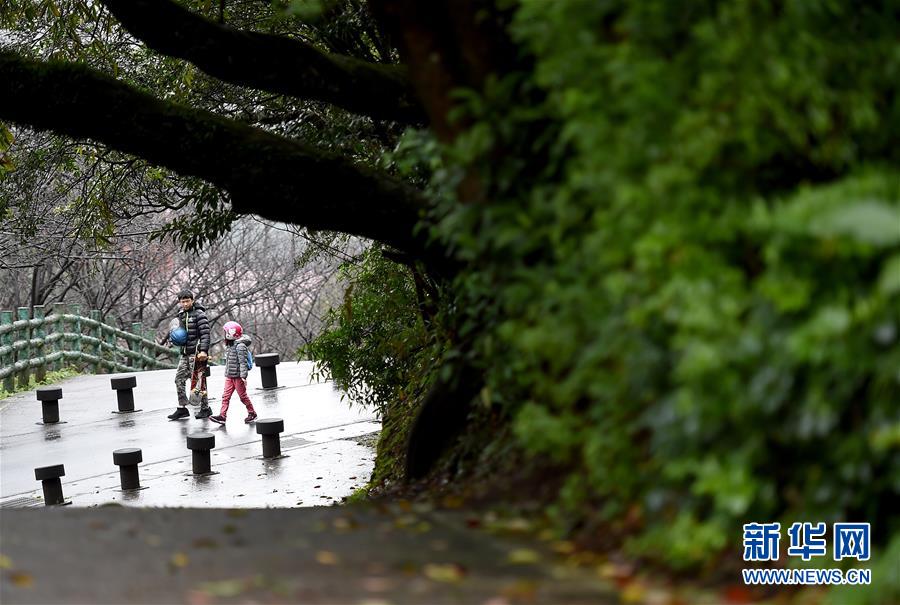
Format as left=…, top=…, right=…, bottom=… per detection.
left=209, top=321, right=257, bottom=425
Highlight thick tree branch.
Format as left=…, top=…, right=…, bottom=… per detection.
left=405, top=359, right=481, bottom=480
left=99, top=0, right=424, bottom=124
left=0, top=52, right=434, bottom=261
left=369, top=0, right=521, bottom=140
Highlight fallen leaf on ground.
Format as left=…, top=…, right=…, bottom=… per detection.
left=568, top=551, right=600, bottom=566
left=597, top=561, right=634, bottom=582
left=552, top=541, right=576, bottom=555
left=723, top=585, right=754, bottom=604
left=412, top=502, right=434, bottom=514
left=8, top=571, right=33, bottom=588
left=500, top=579, right=538, bottom=601
left=333, top=517, right=358, bottom=531
left=620, top=580, right=646, bottom=604
left=394, top=515, right=419, bottom=529
left=186, top=589, right=212, bottom=605
left=642, top=587, right=677, bottom=605
left=499, top=518, right=531, bottom=533
left=197, top=578, right=246, bottom=598
left=316, top=551, right=339, bottom=565
left=192, top=537, right=219, bottom=549
left=169, top=552, right=190, bottom=569
left=361, top=576, right=394, bottom=592
left=423, top=563, right=466, bottom=583
left=549, top=564, right=580, bottom=581
left=441, top=495, right=465, bottom=509
left=507, top=549, right=540, bottom=564
left=0, top=555, right=12, bottom=569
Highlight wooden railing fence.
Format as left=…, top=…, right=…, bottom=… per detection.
left=0, top=304, right=178, bottom=391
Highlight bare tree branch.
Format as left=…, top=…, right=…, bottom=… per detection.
left=99, top=0, right=424, bottom=124
left=0, top=51, right=436, bottom=262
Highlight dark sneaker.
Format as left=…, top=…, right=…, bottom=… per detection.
left=167, top=407, right=189, bottom=420
left=244, top=411, right=258, bottom=424
left=195, top=407, right=213, bottom=419
left=209, top=415, right=226, bottom=425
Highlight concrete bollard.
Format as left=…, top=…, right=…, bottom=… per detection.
left=186, top=432, right=215, bottom=475
left=36, top=387, right=63, bottom=424
left=34, top=464, right=69, bottom=505
left=255, top=353, right=281, bottom=389
left=110, top=376, right=138, bottom=413
left=256, top=418, right=285, bottom=458
left=113, top=448, right=143, bottom=490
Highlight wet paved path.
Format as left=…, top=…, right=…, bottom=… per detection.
left=0, top=506, right=617, bottom=604
left=1, top=363, right=378, bottom=508
left=0, top=366, right=618, bottom=604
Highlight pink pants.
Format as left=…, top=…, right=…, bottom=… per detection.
left=220, top=377, right=255, bottom=418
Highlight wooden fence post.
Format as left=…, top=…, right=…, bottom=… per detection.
left=131, top=322, right=143, bottom=370
left=45, top=303, right=58, bottom=372
left=89, top=310, right=102, bottom=373
left=1, top=310, right=14, bottom=392
left=53, top=302, right=66, bottom=372
left=145, top=328, right=159, bottom=368
left=106, top=321, right=116, bottom=372
left=69, top=303, right=82, bottom=371
left=16, top=307, right=31, bottom=389
left=33, top=305, right=46, bottom=382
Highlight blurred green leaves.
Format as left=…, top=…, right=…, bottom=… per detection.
left=305, top=1, right=898, bottom=589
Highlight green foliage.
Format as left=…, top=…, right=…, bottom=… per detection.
left=303, top=246, right=438, bottom=417
left=427, top=0, right=898, bottom=576
left=303, top=245, right=445, bottom=486
left=0, top=121, right=14, bottom=176
left=148, top=182, right=237, bottom=252
left=308, top=0, right=900, bottom=584
left=308, top=5, right=898, bottom=583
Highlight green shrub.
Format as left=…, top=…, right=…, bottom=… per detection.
left=307, top=0, right=900, bottom=589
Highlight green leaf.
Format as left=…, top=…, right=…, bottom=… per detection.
left=0, top=122, right=13, bottom=152
left=285, top=0, right=324, bottom=19
left=878, top=255, right=900, bottom=296
left=810, top=201, right=900, bottom=246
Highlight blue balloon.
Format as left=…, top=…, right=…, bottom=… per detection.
left=169, top=327, right=188, bottom=346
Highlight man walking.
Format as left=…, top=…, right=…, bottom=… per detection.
left=167, top=289, right=212, bottom=420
